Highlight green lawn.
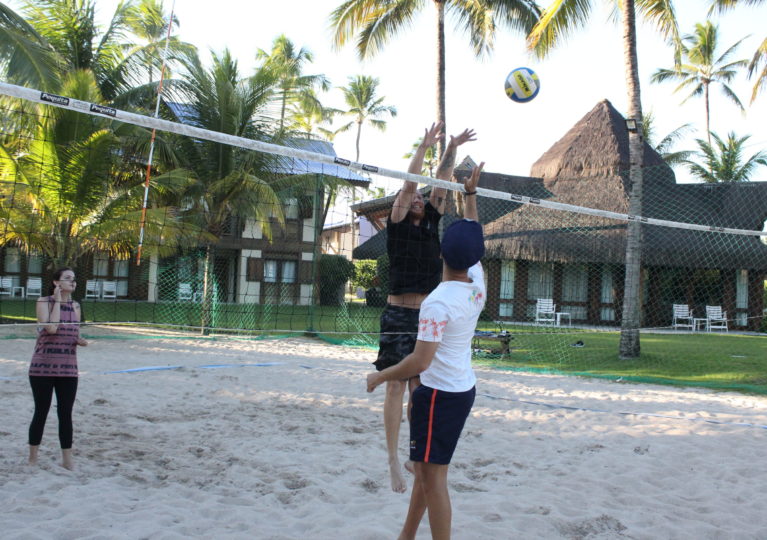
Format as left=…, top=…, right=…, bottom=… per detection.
left=2, top=299, right=765, bottom=394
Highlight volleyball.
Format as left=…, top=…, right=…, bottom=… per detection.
left=504, top=67, right=540, bottom=103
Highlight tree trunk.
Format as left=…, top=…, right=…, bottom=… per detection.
left=704, top=82, right=711, bottom=146
left=618, top=0, right=645, bottom=360
left=434, top=0, right=446, bottom=158
left=200, top=244, right=213, bottom=335
left=355, top=119, right=362, bottom=162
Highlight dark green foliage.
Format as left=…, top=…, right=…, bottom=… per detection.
left=318, top=254, right=355, bottom=306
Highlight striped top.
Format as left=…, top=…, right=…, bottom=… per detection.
left=29, top=297, right=80, bottom=377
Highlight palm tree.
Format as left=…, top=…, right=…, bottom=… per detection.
left=122, top=0, right=196, bottom=85
left=336, top=75, right=397, bottom=162
left=10, top=0, right=136, bottom=101
left=0, top=70, right=198, bottom=273
left=403, top=138, right=438, bottom=177
left=651, top=21, right=748, bottom=145
left=528, top=0, right=681, bottom=360
left=166, top=49, right=300, bottom=332
left=709, top=0, right=767, bottom=103
left=285, top=90, right=341, bottom=140
left=330, top=0, right=540, bottom=157
left=256, top=34, right=330, bottom=132
left=684, top=131, right=767, bottom=182
left=641, top=110, right=694, bottom=169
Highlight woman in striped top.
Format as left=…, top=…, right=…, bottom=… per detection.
left=28, top=267, right=88, bottom=470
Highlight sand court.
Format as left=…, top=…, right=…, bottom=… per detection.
left=2, top=328, right=767, bottom=539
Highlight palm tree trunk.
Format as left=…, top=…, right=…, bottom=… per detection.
left=200, top=244, right=213, bottom=335
left=355, top=119, right=362, bottom=162
left=618, top=0, right=645, bottom=360
left=704, top=82, right=711, bottom=146
left=434, top=0, right=447, bottom=158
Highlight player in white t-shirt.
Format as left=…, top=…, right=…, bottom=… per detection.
left=367, top=162, right=485, bottom=540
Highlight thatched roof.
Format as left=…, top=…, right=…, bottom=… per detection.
left=484, top=100, right=767, bottom=270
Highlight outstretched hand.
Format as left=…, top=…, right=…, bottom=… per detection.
left=449, top=128, right=477, bottom=148
left=465, top=161, right=484, bottom=193
left=421, top=122, right=444, bottom=148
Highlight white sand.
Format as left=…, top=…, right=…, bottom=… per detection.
left=2, top=326, right=767, bottom=539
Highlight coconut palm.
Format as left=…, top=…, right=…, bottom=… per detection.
left=651, top=21, right=748, bottom=145
left=0, top=69, right=198, bottom=273
left=684, top=131, right=767, bottom=183
left=256, top=34, right=330, bottom=132
left=709, top=0, right=767, bottom=103
left=165, top=49, right=306, bottom=331
left=641, top=110, right=694, bottom=169
left=122, top=0, right=196, bottom=86
left=0, top=3, right=62, bottom=91
left=330, top=0, right=540, bottom=157
left=335, top=75, right=396, bottom=162
left=285, top=90, right=341, bottom=140
left=528, top=0, right=681, bottom=359
left=403, top=138, right=438, bottom=177
left=8, top=0, right=136, bottom=100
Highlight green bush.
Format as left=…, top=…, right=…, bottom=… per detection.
left=318, top=254, right=355, bottom=306
left=351, top=260, right=377, bottom=291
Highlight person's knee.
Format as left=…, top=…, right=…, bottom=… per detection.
left=386, top=379, right=406, bottom=397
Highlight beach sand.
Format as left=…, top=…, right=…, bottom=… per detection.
left=2, top=326, right=767, bottom=539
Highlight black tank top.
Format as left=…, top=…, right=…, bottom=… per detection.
left=387, top=202, right=442, bottom=295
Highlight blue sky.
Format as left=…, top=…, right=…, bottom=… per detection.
left=10, top=0, right=767, bottom=191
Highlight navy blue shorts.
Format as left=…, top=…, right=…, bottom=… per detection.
left=374, top=304, right=419, bottom=371
left=409, top=384, right=476, bottom=465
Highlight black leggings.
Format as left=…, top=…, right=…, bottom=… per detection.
left=28, top=376, right=78, bottom=449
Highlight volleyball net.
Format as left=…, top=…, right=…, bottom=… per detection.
left=1, top=82, right=766, bottom=390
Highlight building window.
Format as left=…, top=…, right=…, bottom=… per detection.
left=93, top=252, right=109, bottom=277
left=526, top=262, right=554, bottom=319
left=499, top=260, right=515, bottom=317
left=263, top=259, right=297, bottom=305
left=4, top=247, right=21, bottom=273
left=28, top=251, right=44, bottom=274
left=600, top=266, right=616, bottom=321
left=114, top=257, right=130, bottom=297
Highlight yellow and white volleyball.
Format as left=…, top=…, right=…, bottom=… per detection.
left=504, top=67, right=540, bottom=103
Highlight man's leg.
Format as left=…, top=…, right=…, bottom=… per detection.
left=398, top=462, right=428, bottom=540
left=420, top=462, right=452, bottom=540
left=403, top=376, right=420, bottom=475
left=384, top=378, right=408, bottom=493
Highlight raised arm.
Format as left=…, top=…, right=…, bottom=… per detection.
left=462, top=161, right=483, bottom=222
left=390, top=122, right=443, bottom=224
left=429, top=128, right=477, bottom=215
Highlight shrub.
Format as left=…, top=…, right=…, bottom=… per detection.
left=351, top=260, right=377, bottom=291
left=318, top=254, right=355, bottom=306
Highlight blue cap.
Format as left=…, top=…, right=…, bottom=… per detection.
left=441, top=219, right=485, bottom=270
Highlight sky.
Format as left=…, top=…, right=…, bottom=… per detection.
left=11, top=1, right=767, bottom=194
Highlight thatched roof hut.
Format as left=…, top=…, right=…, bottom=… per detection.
left=483, top=100, right=767, bottom=270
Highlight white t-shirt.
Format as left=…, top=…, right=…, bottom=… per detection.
left=417, top=263, right=486, bottom=392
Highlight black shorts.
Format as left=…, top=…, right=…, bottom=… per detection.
left=409, top=384, right=476, bottom=465
left=374, top=304, right=420, bottom=371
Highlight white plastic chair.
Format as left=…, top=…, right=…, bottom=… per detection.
left=26, top=277, right=43, bottom=298
left=85, top=280, right=101, bottom=299
left=535, top=299, right=557, bottom=325
left=705, top=305, right=728, bottom=332
left=672, top=304, right=694, bottom=331
left=178, top=283, right=193, bottom=301
left=101, top=280, right=117, bottom=299
left=0, top=276, right=12, bottom=297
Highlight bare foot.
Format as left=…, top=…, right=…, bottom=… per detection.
left=389, top=460, right=407, bottom=493
left=404, top=460, right=415, bottom=475
left=62, top=449, right=74, bottom=471
left=28, top=445, right=39, bottom=466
